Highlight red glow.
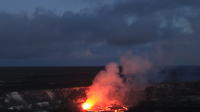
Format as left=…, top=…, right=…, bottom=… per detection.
left=81, top=63, right=128, bottom=111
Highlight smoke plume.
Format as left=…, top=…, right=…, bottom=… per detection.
left=84, top=54, right=152, bottom=108
left=120, top=54, right=152, bottom=106
left=121, top=54, right=152, bottom=75
left=85, top=63, right=127, bottom=107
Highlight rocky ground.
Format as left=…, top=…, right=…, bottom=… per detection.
left=129, top=81, right=200, bottom=112
left=0, top=81, right=200, bottom=112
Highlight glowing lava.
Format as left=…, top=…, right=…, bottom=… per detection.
left=80, top=63, right=129, bottom=112
left=82, top=99, right=94, bottom=110
left=82, top=103, right=91, bottom=110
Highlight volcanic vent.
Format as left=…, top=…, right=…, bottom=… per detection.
left=80, top=63, right=130, bottom=112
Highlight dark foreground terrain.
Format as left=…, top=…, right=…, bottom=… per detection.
left=128, top=81, right=200, bottom=112
left=0, top=81, right=200, bottom=112
left=0, top=66, right=200, bottom=112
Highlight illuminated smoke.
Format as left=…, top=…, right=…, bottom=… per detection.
left=82, top=54, right=152, bottom=110
left=83, top=63, right=127, bottom=109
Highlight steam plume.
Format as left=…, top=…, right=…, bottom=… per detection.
left=121, top=54, right=152, bottom=75
left=85, top=63, right=127, bottom=107
left=84, top=54, right=152, bottom=108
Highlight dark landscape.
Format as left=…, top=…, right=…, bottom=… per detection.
left=0, top=66, right=200, bottom=112
left=0, top=0, right=200, bottom=112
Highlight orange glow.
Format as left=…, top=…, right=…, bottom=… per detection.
left=80, top=63, right=129, bottom=111
left=82, top=99, right=94, bottom=110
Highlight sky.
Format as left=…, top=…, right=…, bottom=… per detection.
left=0, top=0, right=200, bottom=66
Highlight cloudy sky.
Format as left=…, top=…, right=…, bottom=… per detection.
left=0, top=0, right=200, bottom=66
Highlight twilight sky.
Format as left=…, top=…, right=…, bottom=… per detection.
left=0, top=0, right=200, bottom=66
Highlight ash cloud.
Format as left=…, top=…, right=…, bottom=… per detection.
left=0, top=0, right=200, bottom=65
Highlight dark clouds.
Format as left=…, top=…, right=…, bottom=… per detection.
left=0, top=0, right=115, bottom=13
left=0, top=0, right=200, bottom=66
